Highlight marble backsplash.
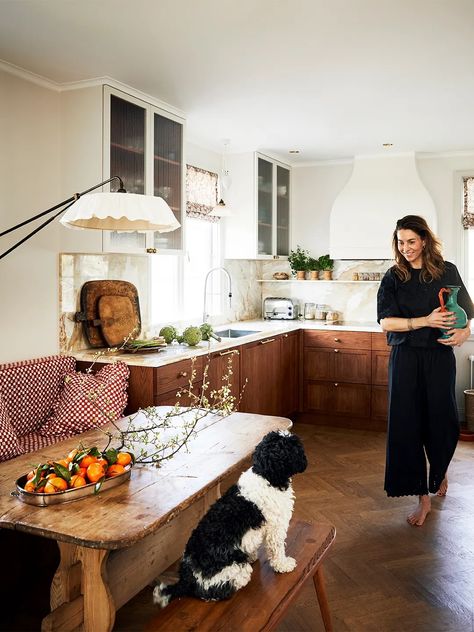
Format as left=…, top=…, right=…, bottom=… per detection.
left=59, top=254, right=391, bottom=352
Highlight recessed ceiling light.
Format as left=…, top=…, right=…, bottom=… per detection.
left=289, top=149, right=300, bottom=154
left=382, top=143, right=394, bottom=148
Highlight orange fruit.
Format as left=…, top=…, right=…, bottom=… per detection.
left=86, top=462, right=105, bottom=483
left=116, top=452, right=132, bottom=467
left=55, top=459, right=69, bottom=468
left=70, top=474, right=87, bottom=488
left=26, top=469, right=36, bottom=481
left=24, top=481, right=36, bottom=493
left=80, top=454, right=97, bottom=469
left=77, top=467, right=87, bottom=478
left=97, top=457, right=108, bottom=468
left=36, top=486, right=45, bottom=493
left=67, top=448, right=79, bottom=461
left=44, top=477, right=68, bottom=493
left=106, top=463, right=126, bottom=477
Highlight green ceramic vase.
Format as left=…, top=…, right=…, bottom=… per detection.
left=438, top=285, right=468, bottom=339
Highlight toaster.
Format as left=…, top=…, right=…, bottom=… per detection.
left=263, top=297, right=299, bottom=320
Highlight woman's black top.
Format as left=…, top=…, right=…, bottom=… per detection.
left=377, top=261, right=474, bottom=347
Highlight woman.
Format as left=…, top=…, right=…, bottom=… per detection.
left=377, top=215, right=473, bottom=526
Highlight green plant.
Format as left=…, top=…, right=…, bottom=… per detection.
left=317, top=254, right=334, bottom=271
left=288, top=245, right=310, bottom=274
left=307, top=257, right=320, bottom=271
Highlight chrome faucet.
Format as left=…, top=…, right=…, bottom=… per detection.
left=202, top=267, right=232, bottom=323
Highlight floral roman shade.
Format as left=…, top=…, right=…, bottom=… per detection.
left=462, top=176, right=474, bottom=229
left=186, top=164, right=219, bottom=223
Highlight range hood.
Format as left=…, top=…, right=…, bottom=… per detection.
left=329, top=153, right=437, bottom=259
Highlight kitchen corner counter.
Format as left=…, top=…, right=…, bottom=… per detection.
left=72, top=319, right=383, bottom=368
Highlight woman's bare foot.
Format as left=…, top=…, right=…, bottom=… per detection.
left=407, top=495, right=431, bottom=526
left=436, top=476, right=448, bottom=496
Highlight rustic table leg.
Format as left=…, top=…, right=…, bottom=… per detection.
left=42, top=542, right=83, bottom=632
left=78, top=547, right=115, bottom=632
left=313, top=567, right=333, bottom=632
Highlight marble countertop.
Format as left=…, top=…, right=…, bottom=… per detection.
left=73, top=319, right=383, bottom=368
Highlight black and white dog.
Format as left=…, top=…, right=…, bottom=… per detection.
left=153, top=430, right=307, bottom=606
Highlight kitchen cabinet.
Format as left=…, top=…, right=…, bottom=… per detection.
left=206, top=348, right=241, bottom=407
left=103, top=87, right=184, bottom=253
left=59, top=84, right=184, bottom=254
left=223, top=152, right=291, bottom=259
left=302, top=331, right=380, bottom=428
left=371, top=333, right=390, bottom=421
left=280, top=331, right=300, bottom=417
left=240, top=335, right=281, bottom=415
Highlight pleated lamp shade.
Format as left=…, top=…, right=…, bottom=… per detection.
left=59, top=192, right=181, bottom=232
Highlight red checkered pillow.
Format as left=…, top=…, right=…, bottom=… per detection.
left=39, top=362, right=130, bottom=436
left=0, top=396, right=23, bottom=462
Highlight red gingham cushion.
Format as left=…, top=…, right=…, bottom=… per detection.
left=0, top=396, right=23, bottom=462
left=39, top=362, right=129, bottom=436
left=18, top=431, right=70, bottom=454
left=0, top=355, right=76, bottom=436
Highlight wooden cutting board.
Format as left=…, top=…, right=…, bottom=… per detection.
left=76, top=280, right=141, bottom=348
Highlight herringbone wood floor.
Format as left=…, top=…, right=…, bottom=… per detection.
left=115, top=423, right=474, bottom=632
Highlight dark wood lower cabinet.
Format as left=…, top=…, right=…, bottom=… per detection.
left=280, top=331, right=299, bottom=417
left=206, top=348, right=241, bottom=407
left=240, top=336, right=281, bottom=416
left=304, top=381, right=371, bottom=417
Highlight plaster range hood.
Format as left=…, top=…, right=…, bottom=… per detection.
left=329, top=153, right=437, bottom=259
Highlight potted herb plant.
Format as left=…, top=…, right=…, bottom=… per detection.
left=318, top=254, right=334, bottom=280
left=288, top=245, right=310, bottom=279
left=307, top=257, right=320, bottom=280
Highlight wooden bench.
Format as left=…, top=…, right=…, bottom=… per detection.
left=145, top=520, right=336, bottom=632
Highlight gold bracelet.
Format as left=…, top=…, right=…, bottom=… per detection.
left=407, top=318, right=414, bottom=331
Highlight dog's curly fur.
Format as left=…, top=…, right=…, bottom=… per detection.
left=153, top=430, right=307, bottom=607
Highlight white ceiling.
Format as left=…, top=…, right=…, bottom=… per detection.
left=1, top=0, right=474, bottom=163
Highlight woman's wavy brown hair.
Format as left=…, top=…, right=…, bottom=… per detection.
left=392, top=215, right=445, bottom=282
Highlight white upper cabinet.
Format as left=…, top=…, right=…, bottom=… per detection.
left=59, top=85, right=185, bottom=254
left=223, top=152, right=290, bottom=259
left=103, top=87, right=184, bottom=253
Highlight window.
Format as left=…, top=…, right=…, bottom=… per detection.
left=463, top=176, right=474, bottom=297
left=150, top=165, right=221, bottom=328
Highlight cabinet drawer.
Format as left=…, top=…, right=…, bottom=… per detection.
left=154, top=382, right=203, bottom=407
left=371, top=332, right=391, bottom=350
left=155, top=357, right=204, bottom=395
left=304, top=330, right=371, bottom=350
left=304, top=347, right=371, bottom=383
left=304, top=381, right=371, bottom=417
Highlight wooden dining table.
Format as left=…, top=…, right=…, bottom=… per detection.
left=0, top=408, right=291, bottom=632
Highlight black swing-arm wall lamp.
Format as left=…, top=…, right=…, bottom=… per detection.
left=0, top=175, right=180, bottom=260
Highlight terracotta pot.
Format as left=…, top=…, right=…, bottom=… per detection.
left=322, top=270, right=333, bottom=280
left=296, top=270, right=306, bottom=280
left=310, top=270, right=319, bottom=280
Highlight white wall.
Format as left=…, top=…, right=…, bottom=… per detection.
left=0, top=70, right=61, bottom=363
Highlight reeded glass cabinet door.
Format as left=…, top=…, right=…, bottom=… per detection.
left=276, top=165, right=290, bottom=256
left=108, top=94, right=147, bottom=251
left=153, top=112, right=183, bottom=250
left=257, top=157, right=273, bottom=255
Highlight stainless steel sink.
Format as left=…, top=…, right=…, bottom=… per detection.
left=214, top=328, right=261, bottom=338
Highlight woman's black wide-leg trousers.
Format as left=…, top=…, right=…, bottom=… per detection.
left=385, top=344, right=460, bottom=497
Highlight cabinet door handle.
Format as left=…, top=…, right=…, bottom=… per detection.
left=284, top=334, right=288, bottom=338
left=334, top=349, right=339, bottom=353
left=334, top=383, right=339, bottom=387
left=260, top=338, right=275, bottom=345
left=334, top=337, right=341, bottom=342
left=219, top=349, right=239, bottom=356
left=178, top=371, right=187, bottom=377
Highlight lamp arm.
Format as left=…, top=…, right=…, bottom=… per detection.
left=0, top=176, right=124, bottom=260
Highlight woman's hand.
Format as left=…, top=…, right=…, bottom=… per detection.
left=437, top=326, right=471, bottom=347
left=426, top=307, right=456, bottom=329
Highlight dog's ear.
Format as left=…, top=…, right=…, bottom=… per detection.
left=252, top=431, right=307, bottom=488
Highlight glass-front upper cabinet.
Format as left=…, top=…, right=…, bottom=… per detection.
left=257, top=154, right=290, bottom=258
left=103, top=87, right=184, bottom=253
